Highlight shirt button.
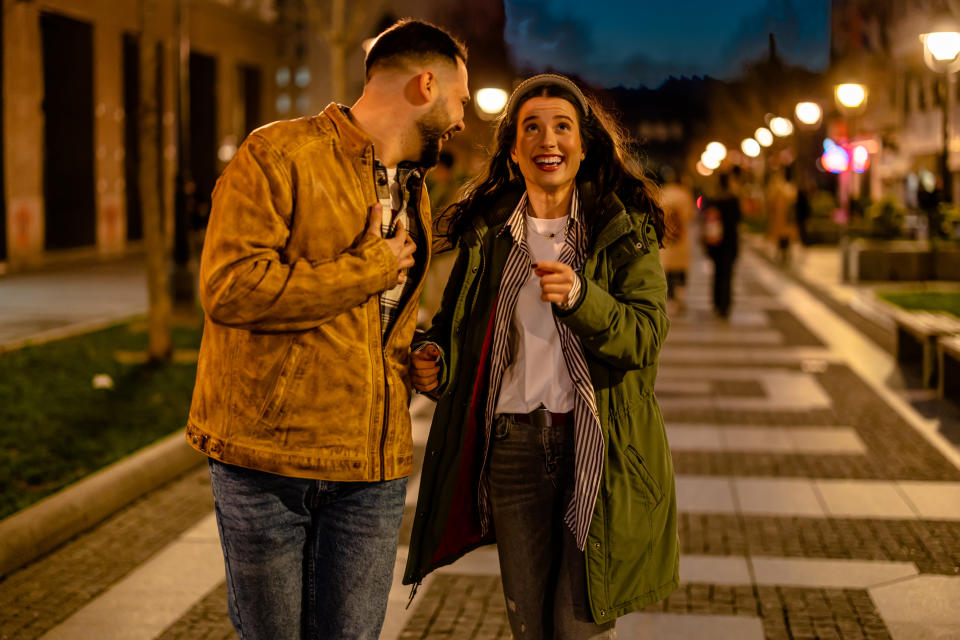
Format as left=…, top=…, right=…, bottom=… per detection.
left=594, top=542, right=601, bottom=550
left=471, top=266, right=478, bottom=273
left=378, top=176, right=388, bottom=186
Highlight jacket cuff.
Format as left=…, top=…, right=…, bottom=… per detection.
left=554, top=273, right=587, bottom=316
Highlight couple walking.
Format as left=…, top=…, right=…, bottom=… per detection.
left=186, top=18, right=678, bottom=640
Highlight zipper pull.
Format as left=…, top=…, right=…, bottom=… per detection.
left=406, top=581, right=421, bottom=609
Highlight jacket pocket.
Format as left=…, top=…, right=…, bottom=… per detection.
left=625, top=445, right=663, bottom=507
left=257, top=341, right=305, bottom=426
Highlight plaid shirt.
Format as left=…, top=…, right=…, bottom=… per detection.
left=374, top=161, right=424, bottom=338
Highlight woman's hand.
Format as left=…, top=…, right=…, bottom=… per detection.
left=533, top=261, right=576, bottom=306
left=410, top=344, right=441, bottom=392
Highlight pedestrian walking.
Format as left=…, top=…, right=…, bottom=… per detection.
left=766, top=166, right=798, bottom=265
left=403, top=73, right=679, bottom=639
left=704, top=172, right=742, bottom=318
left=659, top=168, right=696, bottom=315
left=184, top=19, right=469, bottom=640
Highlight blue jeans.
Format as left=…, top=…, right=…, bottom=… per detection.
left=208, top=459, right=407, bottom=640
left=489, top=415, right=616, bottom=640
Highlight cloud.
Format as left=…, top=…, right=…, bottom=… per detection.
left=503, top=0, right=828, bottom=88
left=718, top=0, right=829, bottom=75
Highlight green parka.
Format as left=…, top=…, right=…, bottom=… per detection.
left=402, top=183, right=679, bottom=623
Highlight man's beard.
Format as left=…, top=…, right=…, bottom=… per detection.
left=414, top=103, right=447, bottom=168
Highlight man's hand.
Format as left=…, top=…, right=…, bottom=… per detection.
left=367, top=204, right=416, bottom=286
left=410, top=344, right=441, bottom=392
left=533, top=261, right=576, bottom=305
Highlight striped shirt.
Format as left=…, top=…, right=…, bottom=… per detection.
left=481, top=189, right=603, bottom=551
left=374, top=161, right=423, bottom=338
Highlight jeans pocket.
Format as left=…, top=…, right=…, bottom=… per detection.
left=493, top=414, right=511, bottom=440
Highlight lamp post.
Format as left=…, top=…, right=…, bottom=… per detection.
left=833, top=82, right=867, bottom=280
left=920, top=23, right=960, bottom=209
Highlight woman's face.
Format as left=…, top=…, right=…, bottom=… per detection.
left=510, top=96, right=584, bottom=194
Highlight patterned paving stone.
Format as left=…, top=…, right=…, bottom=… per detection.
left=0, top=466, right=212, bottom=640
left=664, top=365, right=960, bottom=482
left=678, top=514, right=960, bottom=575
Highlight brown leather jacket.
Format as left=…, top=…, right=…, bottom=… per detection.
left=186, top=103, right=430, bottom=481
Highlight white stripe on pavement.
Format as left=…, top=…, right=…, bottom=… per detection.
left=666, top=424, right=866, bottom=454
left=40, top=513, right=224, bottom=640
left=616, top=613, right=765, bottom=640
left=676, top=475, right=960, bottom=520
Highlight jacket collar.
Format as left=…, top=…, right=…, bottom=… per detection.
left=323, top=103, right=374, bottom=159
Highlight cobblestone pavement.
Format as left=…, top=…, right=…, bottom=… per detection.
left=2, top=245, right=960, bottom=640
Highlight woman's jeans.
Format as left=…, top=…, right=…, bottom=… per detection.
left=208, top=459, right=406, bottom=640
left=489, top=414, right=617, bottom=640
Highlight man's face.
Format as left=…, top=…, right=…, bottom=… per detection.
left=414, top=58, right=469, bottom=167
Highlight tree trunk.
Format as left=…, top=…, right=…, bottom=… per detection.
left=140, top=0, right=172, bottom=362
left=329, top=0, right=347, bottom=103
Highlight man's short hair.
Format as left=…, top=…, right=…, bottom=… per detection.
left=364, top=19, right=467, bottom=80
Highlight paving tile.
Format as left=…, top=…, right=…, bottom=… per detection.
left=750, top=556, right=918, bottom=589
left=41, top=514, right=225, bottom=640
left=657, top=380, right=714, bottom=395
left=616, top=612, right=764, bottom=640
left=679, top=555, right=751, bottom=586
left=675, top=476, right=736, bottom=514
left=666, top=425, right=723, bottom=451
left=815, top=480, right=917, bottom=519
left=435, top=547, right=500, bottom=576
left=734, top=478, right=826, bottom=517
left=722, top=427, right=793, bottom=452
left=896, top=481, right=960, bottom=521
left=666, top=328, right=784, bottom=345
left=868, top=575, right=960, bottom=640
left=786, top=427, right=866, bottom=454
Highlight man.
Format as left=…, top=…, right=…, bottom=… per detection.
left=705, top=171, right=742, bottom=318
left=185, top=19, right=469, bottom=639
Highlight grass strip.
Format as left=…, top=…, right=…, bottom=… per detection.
left=0, top=319, right=201, bottom=519
left=877, top=291, right=960, bottom=319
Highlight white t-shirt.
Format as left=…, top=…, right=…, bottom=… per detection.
left=495, top=213, right=576, bottom=414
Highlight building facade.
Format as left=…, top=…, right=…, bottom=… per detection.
left=1, top=0, right=281, bottom=271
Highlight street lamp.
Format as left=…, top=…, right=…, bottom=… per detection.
left=921, top=18, right=960, bottom=207
left=769, top=117, right=794, bottom=137
left=706, top=141, right=727, bottom=162
left=795, top=102, right=823, bottom=127
left=834, top=83, right=868, bottom=112
left=741, top=138, right=761, bottom=158
left=755, top=127, right=774, bottom=147
left=474, top=87, right=508, bottom=120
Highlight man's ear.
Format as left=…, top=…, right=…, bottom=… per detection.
left=416, top=70, right=436, bottom=103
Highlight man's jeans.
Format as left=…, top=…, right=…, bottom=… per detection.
left=208, top=459, right=406, bottom=640
left=489, top=415, right=616, bottom=640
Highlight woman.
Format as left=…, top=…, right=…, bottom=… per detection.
left=402, top=74, right=678, bottom=639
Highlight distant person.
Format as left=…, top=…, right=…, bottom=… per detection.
left=766, top=166, right=798, bottom=265
left=795, top=178, right=812, bottom=246
left=404, top=73, right=678, bottom=640
left=659, top=167, right=695, bottom=314
left=185, top=19, right=469, bottom=640
left=704, top=172, right=742, bottom=318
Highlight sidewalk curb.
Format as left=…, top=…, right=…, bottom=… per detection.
left=0, top=430, right=205, bottom=578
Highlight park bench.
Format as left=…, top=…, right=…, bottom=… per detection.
left=938, top=335, right=960, bottom=403
left=893, top=309, right=960, bottom=388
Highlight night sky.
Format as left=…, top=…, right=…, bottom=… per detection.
left=504, top=0, right=831, bottom=88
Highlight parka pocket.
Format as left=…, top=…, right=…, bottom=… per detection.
left=625, top=445, right=663, bottom=507
left=257, top=341, right=305, bottom=426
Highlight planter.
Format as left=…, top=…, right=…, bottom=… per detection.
left=844, top=239, right=960, bottom=282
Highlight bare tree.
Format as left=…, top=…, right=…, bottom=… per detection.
left=140, top=0, right=172, bottom=362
